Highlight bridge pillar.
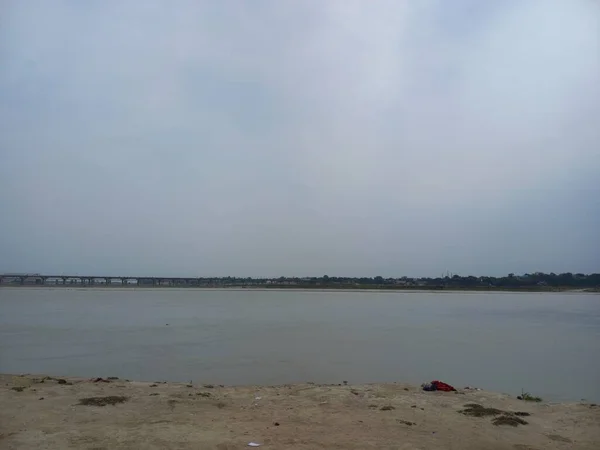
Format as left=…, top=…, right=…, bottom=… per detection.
left=62, top=277, right=67, bottom=285
left=20, top=276, right=26, bottom=285
left=41, top=277, right=47, bottom=285
left=121, top=278, right=128, bottom=286
left=105, top=277, right=111, bottom=285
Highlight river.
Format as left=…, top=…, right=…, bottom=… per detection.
left=1, top=288, right=598, bottom=402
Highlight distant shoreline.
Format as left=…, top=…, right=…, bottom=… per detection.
left=1, top=285, right=598, bottom=293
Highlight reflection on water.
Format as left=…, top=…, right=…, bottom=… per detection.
left=1, top=288, right=599, bottom=402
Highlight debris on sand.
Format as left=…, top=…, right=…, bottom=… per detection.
left=380, top=405, right=395, bottom=411
left=11, top=387, right=25, bottom=392
left=422, top=380, right=456, bottom=392
left=78, top=396, right=129, bottom=407
left=92, top=377, right=110, bottom=383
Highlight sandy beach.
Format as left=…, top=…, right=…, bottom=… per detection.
left=1, top=374, right=598, bottom=449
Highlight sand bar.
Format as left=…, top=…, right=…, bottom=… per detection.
left=1, top=374, right=599, bottom=449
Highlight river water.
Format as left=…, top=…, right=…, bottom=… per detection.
left=1, top=288, right=598, bottom=402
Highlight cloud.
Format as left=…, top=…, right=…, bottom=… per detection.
left=1, top=0, right=599, bottom=276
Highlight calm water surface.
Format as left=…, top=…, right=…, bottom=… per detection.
left=1, top=288, right=599, bottom=402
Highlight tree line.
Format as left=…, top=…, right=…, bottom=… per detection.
left=195, top=273, right=600, bottom=288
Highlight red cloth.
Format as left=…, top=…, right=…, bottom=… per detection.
left=431, top=380, right=456, bottom=392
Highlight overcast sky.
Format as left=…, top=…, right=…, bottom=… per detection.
left=1, top=0, right=599, bottom=277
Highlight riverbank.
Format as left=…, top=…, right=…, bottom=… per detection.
left=1, top=374, right=598, bottom=449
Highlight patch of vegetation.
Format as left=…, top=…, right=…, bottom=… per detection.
left=547, top=434, right=572, bottom=443
left=167, top=399, right=178, bottom=410
left=492, top=415, right=528, bottom=427
left=11, top=386, right=25, bottom=392
left=518, top=390, right=542, bottom=402
left=398, top=420, right=416, bottom=426
left=380, top=405, right=395, bottom=411
left=460, top=404, right=531, bottom=427
left=78, top=396, right=128, bottom=406
left=460, top=404, right=502, bottom=417
left=463, top=403, right=482, bottom=408
left=196, top=392, right=211, bottom=397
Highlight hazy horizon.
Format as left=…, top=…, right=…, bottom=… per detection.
left=1, top=1, right=599, bottom=278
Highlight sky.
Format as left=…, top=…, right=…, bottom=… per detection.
left=1, top=0, right=599, bottom=278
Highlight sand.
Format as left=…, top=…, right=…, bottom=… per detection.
left=1, top=374, right=598, bottom=450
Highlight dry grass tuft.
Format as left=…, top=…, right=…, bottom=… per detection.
left=78, top=396, right=128, bottom=407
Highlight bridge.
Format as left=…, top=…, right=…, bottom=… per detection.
left=0, top=274, right=210, bottom=287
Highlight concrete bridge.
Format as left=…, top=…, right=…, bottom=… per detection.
left=0, top=274, right=210, bottom=287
